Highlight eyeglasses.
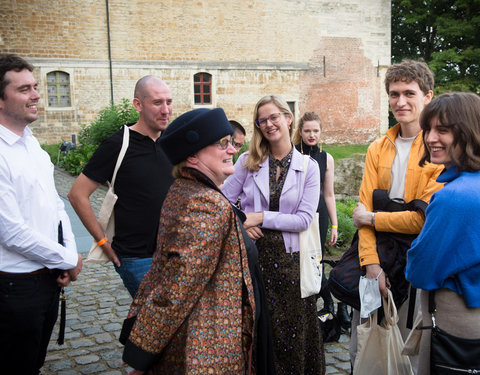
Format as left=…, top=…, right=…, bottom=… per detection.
left=255, top=112, right=286, bottom=127
left=232, top=140, right=244, bottom=150
left=214, top=137, right=233, bottom=150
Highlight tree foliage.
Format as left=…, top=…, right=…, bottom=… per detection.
left=392, top=0, right=480, bottom=94
left=79, top=98, right=139, bottom=147
left=60, top=99, right=139, bottom=175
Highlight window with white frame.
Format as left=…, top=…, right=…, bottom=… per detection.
left=47, top=71, right=71, bottom=107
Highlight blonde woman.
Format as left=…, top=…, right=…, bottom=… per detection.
left=223, top=95, right=324, bottom=374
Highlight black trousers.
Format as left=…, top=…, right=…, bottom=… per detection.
left=0, top=271, right=60, bottom=375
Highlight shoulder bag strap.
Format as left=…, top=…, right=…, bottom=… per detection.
left=111, top=125, right=130, bottom=188
left=303, top=155, right=309, bottom=185
left=429, top=290, right=437, bottom=328
left=406, top=285, right=418, bottom=329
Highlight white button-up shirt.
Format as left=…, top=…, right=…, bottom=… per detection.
left=0, top=124, right=78, bottom=273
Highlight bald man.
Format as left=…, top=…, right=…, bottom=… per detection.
left=68, top=76, right=174, bottom=297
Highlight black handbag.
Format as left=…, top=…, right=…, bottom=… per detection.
left=426, top=290, right=480, bottom=374
left=317, top=307, right=342, bottom=343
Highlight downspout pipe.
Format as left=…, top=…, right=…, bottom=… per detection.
left=106, top=0, right=114, bottom=105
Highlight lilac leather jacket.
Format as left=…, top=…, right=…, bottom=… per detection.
left=222, top=148, right=320, bottom=253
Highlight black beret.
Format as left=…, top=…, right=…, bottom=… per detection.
left=160, top=108, right=234, bottom=165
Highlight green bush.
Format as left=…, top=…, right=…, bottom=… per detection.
left=336, top=197, right=357, bottom=248
left=59, top=99, right=139, bottom=175
left=326, top=197, right=358, bottom=255
left=233, top=140, right=250, bottom=164
left=60, top=143, right=97, bottom=175
left=79, top=98, right=139, bottom=147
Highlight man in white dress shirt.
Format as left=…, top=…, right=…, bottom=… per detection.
left=0, top=54, right=82, bottom=375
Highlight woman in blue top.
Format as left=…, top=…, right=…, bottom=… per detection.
left=405, top=92, right=480, bottom=374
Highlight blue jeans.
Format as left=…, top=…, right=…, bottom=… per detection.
left=114, top=255, right=152, bottom=298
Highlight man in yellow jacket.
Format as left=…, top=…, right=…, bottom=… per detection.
left=350, top=59, right=445, bottom=370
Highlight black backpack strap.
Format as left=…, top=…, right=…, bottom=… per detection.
left=373, top=189, right=428, bottom=215
left=406, top=285, right=417, bottom=329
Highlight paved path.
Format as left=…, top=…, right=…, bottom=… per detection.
left=43, top=167, right=352, bottom=374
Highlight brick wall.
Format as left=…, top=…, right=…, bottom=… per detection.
left=299, top=37, right=383, bottom=144
left=0, top=0, right=391, bottom=144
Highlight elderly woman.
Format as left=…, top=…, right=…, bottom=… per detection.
left=121, top=108, right=264, bottom=374
left=405, top=92, right=480, bottom=374
left=223, top=95, right=324, bottom=374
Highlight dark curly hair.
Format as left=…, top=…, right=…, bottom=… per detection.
left=385, top=59, right=434, bottom=95
left=0, top=54, right=34, bottom=99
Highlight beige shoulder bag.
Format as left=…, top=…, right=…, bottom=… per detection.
left=85, top=125, right=129, bottom=264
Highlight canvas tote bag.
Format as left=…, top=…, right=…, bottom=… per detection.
left=354, top=289, right=414, bottom=375
left=402, top=312, right=423, bottom=356
left=299, top=155, right=323, bottom=298
left=85, top=125, right=129, bottom=264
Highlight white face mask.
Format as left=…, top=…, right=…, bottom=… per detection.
left=359, top=274, right=382, bottom=318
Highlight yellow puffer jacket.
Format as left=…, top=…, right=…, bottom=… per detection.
left=358, top=124, right=444, bottom=267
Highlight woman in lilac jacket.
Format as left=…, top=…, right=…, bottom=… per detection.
left=223, top=95, right=324, bottom=374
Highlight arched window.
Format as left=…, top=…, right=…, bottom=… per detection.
left=47, top=71, right=71, bottom=107
left=194, top=73, right=212, bottom=105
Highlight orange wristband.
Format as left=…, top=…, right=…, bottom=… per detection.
left=97, top=237, right=107, bottom=246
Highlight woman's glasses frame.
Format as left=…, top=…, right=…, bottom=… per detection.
left=255, top=112, right=288, bottom=128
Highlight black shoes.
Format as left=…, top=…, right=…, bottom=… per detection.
left=323, top=297, right=335, bottom=315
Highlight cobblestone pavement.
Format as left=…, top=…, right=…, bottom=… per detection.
left=44, top=167, right=352, bottom=375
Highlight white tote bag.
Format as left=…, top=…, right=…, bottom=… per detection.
left=299, top=155, right=323, bottom=298
left=354, top=289, right=414, bottom=375
left=299, top=212, right=322, bottom=298
left=85, top=125, right=129, bottom=264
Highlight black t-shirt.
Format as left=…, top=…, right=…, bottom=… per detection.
left=83, top=126, right=174, bottom=257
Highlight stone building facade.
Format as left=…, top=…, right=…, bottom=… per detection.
left=0, top=0, right=391, bottom=144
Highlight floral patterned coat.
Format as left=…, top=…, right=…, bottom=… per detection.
left=122, top=168, right=256, bottom=374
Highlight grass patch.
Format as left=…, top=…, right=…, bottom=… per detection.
left=235, top=143, right=368, bottom=163
left=322, top=144, right=368, bottom=161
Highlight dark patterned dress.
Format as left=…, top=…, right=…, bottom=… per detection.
left=256, top=151, right=325, bottom=375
